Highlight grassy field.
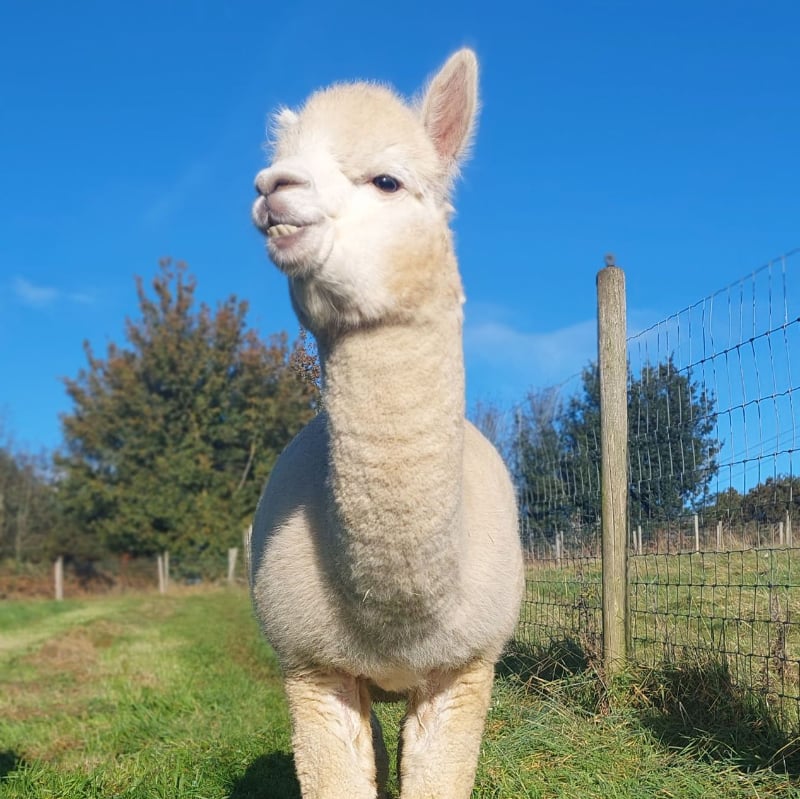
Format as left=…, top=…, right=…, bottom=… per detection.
left=2, top=587, right=800, bottom=798
left=522, top=547, right=800, bottom=730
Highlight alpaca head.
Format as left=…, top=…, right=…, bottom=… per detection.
left=252, top=49, right=478, bottom=334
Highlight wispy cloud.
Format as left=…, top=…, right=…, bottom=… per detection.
left=465, top=317, right=597, bottom=388
left=13, top=277, right=58, bottom=308
left=464, top=306, right=666, bottom=402
left=143, top=161, right=211, bottom=227
left=12, top=277, right=96, bottom=309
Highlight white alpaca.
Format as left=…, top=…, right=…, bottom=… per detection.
left=249, top=49, right=524, bottom=799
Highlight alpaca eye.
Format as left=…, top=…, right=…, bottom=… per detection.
left=372, top=174, right=401, bottom=193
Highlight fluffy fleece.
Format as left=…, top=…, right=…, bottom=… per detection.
left=249, top=48, right=524, bottom=799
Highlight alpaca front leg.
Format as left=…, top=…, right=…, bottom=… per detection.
left=399, top=659, right=495, bottom=799
left=284, top=671, right=386, bottom=799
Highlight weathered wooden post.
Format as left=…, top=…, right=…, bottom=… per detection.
left=787, top=510, right=793, bottom=548
left=227, top=547, right=239, bottom=584
left=54, top=556, right=64, bottom=601
left=716, top=520, right=723, bottom=552
left=598, top=257, right=628, bottom=675
left=244, top=525, right=253, bottom=587
left=157, top=554, right=165, bottom=594
left=694, top=513, right=700, bottom=553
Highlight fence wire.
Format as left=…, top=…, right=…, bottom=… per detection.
left=626, top=248, right=800, bottom=726
left=504, top=248, right=800, bottom=728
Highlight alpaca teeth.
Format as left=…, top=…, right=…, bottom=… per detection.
left=268, top=223, right=301, bottom=238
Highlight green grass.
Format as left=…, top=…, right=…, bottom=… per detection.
left=522, top=548, right=800, bottom=730
left=2, top=588, right=799, bottom=797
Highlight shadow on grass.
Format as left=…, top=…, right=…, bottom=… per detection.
left=497, top=637, right=611, bottom=714
left=501, top=641, right=800, bottom=776
left=636, top=659, right=800, bottom=776
left=229, top=752, right=300, bottom=799
left=498, top=637, right=593, bottom=686
left=0, top=750, right=22, bottom=779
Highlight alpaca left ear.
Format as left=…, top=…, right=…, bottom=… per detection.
left=421, top=48, right=479, bottom=173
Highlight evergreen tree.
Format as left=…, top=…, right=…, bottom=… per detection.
left=741, top=476, right=800, bottom=524
left=514, top=389, right=579, bottom=547
left=628, top=357, right=718, bottom=522
left=514, top=356, right=719, bottom=548
left=57, top=260, right=318, bottom=573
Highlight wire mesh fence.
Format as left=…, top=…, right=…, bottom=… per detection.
left=629, top=546, right=800, bottom=729
left=510, top=374, right=603, bottom=661
left=506, top=248, right=800, bottom=728
left=626, top=248, right=800, bottom=726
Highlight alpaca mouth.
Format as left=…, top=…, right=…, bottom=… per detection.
left=267, top=223, right=303, bottom=239
left=252, top=196, right=314, bottom=240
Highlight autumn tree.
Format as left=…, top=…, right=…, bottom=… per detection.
left=57, top=260, right=318, bottom=573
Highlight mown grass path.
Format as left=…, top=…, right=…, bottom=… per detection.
left=1, top=588, right=798, bottom=797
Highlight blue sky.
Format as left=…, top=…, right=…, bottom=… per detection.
left=1, top=0, right=799, bottom=455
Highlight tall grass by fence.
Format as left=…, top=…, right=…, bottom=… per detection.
left=515, top=248, right=800, bottom=729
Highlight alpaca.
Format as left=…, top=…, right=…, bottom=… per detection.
left=249, top=49, right=524, bottom=799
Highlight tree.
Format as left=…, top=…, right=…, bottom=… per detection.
left=470, top=400, right=510, bottom=462
left=514, top=389, right=579, bottom=547
left=741, top=476, right=800, bottom=524
left=57, top=259, right=318, bottom=573
left=707, top=486, right=744, bottom=522
left=627, top=357, right=719, bottom=522
left=0, top=443, right=58, bottom=564
left=514, top=356, right=719, bottom=548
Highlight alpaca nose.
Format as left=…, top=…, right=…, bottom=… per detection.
left=254, top=165, right=313, bottom=197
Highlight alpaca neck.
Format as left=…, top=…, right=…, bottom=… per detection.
left=321, top=306, right=465, bottom=623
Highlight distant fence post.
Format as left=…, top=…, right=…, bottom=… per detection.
left=227, top=547, right=238, bottom=584
left=244, top=525, right=252, bottom=587
left=597, top=258, right=628, bottom=675
left=157, top=554, right=165, bottom=594
left=787, top=510, right=793, bottom=548
left=54, top=556, right=64, bottom=601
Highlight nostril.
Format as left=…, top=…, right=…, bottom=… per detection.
left=273, top=177, right=298, bottom=192
left=271, top=174, right=312, bottom=194
left=254, top=167, right=312, bottom=197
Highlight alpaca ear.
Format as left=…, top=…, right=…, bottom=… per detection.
left=420, top=48, right=479, bottom=173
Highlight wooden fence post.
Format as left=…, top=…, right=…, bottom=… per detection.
left=598, top=259, right=628, bottom=675
left=787, top=510, right=793, bottom=548
left=244, top=525, right=253, bottom=587
left=716, top=521, right=723, bottom=552
left=54, top=556, right=64, bottom=601
left=694, top=513, right=700, bottom=553
left=157, top=554, right=165, bottom=594
left=228, top=547, right=238, bottom=584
